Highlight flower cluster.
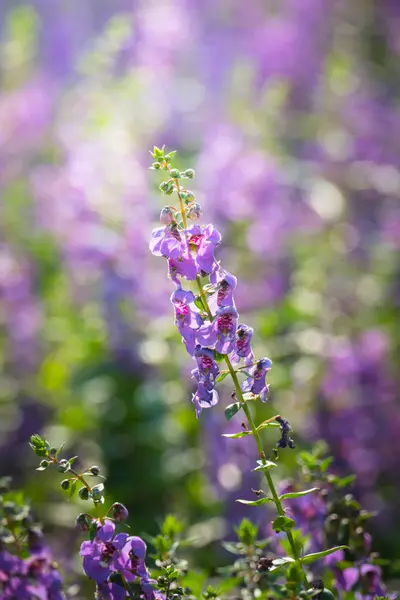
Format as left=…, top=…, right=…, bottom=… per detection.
left=80, top=518, right=160, bottom=600
left=149, top=147, right=273, bottom=419
left=0, top=477, right=64, bottom=600
left=30, top=435, right=167, bottom=600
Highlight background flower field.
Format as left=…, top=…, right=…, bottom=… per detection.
left=0, top=0, right=399, bottom=595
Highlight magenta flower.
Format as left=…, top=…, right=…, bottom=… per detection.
left=149, top=224, right=184, bottom=259
left=171, top=289, right=203, bottom=355
left=230, top=323, right=254, bottom=365
left=337, top=563, right=395, bottom=599
left=193, top=345, right=220, bottom=381
left=242, top=357, right=272, bottom=402
left=196, top=306, right=239, bottom=354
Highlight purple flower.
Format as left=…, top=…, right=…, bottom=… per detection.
left=193, top=345, right=220, bottom=381
left=167, top=255, right=198, bottom=284
left=96, top=581, right=127, bottom=600
left=140, top=578, right=166, bottom=600
left=230, top=323, right=254, bottom=365
left=171, top=289, right=203, bottom=355
left=275, top=416, right=295, bottom=449
left=187, top=223, right=221, bottom=274
left=208, top=269, right=237, bottom=313
left=242, top=357, right=272, bottom=401
left=338, top=563, right=394, bottom=598
left=191, top=371, right=219, bottom=418
left=80, top=521, right=131, bottom=583
left=197, top=306, right=239, bottom=354
left=149, top=224, right=184, bottom=259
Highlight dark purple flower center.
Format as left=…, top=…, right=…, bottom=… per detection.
left=253, top=368, right=264, bottom=380
left=217, top=280, right=230, bottom=304
left=101, top=542, right=116, bottom=563
left=28, top=558, right=46, bottom=577
left=200, top=356, right=214, bottom=371
left=217, top=313, right=234, bottom=333
left=175, top=301, right=189, bottom=320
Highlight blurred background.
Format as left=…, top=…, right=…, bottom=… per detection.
left=0, top=0, right=399, bottom=590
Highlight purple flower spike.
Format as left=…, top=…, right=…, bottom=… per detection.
left=242, top=357, right=272, bottom=401
left=171, top=289, right=203, bottom=355
left=197, top=306, right=238, bottom=354
left=209, top=269, right=237, bottom=312
left=231, top=323, right=254, bottom=365
left=80, top=529, right=131, bottom=583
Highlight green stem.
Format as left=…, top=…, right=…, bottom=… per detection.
left=176, top=180, right=308, bottom=589
left=195, top=276, right=308, bottom=589
left=119, top=571, right=136, bottom=599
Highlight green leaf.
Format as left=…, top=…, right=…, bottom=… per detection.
left=319, top=457, right=333, bottom=472
left=194, top=296, right=206, bottom=311
left=68, top=456, right=78, bottom=466
left=225, top=402, right=241, bottom=420
left=221, top=431, right=251, bottom=439
left=236, top=497, right=273, bottom=506
left=257, top=421, right=280, bottom=431
left=279, top=488, right=320, bottom=501
left=69, top=480, right=77, bottom=499
left=301, top=545, right=348, bottom=565
left=270, top=556, right=295, bottom=571
left=214, top=350, right=226, bottom=362
left=221, top=541, right=243, bottom=555
left=55, top=442, right=65, bottom=458
left=215, top=372, right=229, bottom=383
left=252, top=460, right=277, bottom=472
left=272, top=516, right=296, bottom=532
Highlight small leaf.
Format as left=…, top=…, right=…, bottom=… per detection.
left=272, top=516, right=295, bottom=532
left=252, top=460, right=277, bottom=472
left=319, top=457, right=333, bottom=472
left=69, top=480, right=77, bottom=499
left=279, top=488, right=320, bottom=501
left=301, top=546, right=348, bottom=565
left=236, top=497, right=273, bottom=506
left=68, top=456, right=78, bottom=466
left=216, top=372, right=229, bottom=383
left=225, top=402, right=241, bottom=420
left=35, top=466, right=48, bottom=471
left=221, top=541, right=243, bottom=555
left=214, top=350, right=226, bottom=362
left=270, top=556, right=295, bottom=571
left=55, top=442, right=65, bottom=458
left=222, top=431, right=251, bottom=439
left=257, top=421, right=280, bottom=431
left=194, top=296, right=205, bottom=311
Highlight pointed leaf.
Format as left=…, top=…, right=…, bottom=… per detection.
left=236, top=497, right=273, bottom=506
left=225, top=402, right=241, bottom=420
left=55, top=442, right=65, bottom=458
left=257, top=422, right=280, bottom=431
left=270, top=556, right=295, bottom=571
left=272, top=516, right=295, bottom=532
left=222, top=431, right=251, bottom=439
left=69, top=480, right=77, bottom=499
left=301, top=546, right=348, bottom=565
left=68, top=456, right=78, bottom=466
left=279, top=488, right=320, bottom=501
left=216, top=372, right=230, bottom=383
left=252, top=460, right=277, bottom=472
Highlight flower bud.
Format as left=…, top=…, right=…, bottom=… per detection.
left=111, top=502, right=129, bottom=522
left=152, top=162, right=161, bottom=169
left=169, top=168, right=181, bottom=178
left=49, top=447, right=58, bottom=455
left=160, top=206, right=174, bottom=225
left=60, top=479, right=70, bottom=491
left=180, top=190, right=195, bottom=204
left=75, top=513, right=93, bottom=531
left=187, top=202, right=202, bottom=220
left=89, top=466, right=100, bottom=476
left=183, top=168, right=195, bottom=179
left=91, top=484, right=104, bottom=502
left=78, top=487, right=90, bottom=500
left=40, top=460, right=49, bottom=469
left=159, top=181, right=174, bottom=195
left=57, top=460, right=70, bottom=473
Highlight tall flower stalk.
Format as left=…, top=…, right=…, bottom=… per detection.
left=149, top=146, right=345, bottom=594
